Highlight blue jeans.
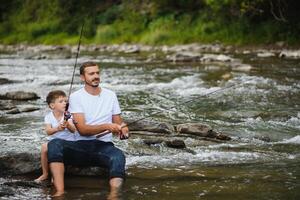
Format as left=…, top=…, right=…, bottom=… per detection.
left=47, top=139, right=126, bottom=179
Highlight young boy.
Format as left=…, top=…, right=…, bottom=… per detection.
left=35, top=90, right=76, bottom=182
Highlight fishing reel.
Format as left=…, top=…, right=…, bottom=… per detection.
left=64, top=111, right=72, bottom=121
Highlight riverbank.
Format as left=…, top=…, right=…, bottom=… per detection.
left=1, top=1, right=300, bottom=46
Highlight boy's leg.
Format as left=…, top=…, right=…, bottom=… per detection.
left=49, top=162, right=65, bottom=197
left=47, top=139, right=66, bottom=196
left=35, top=143, right=49, bottom=182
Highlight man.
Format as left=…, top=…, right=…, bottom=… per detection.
left=47, top=61, right=129, bottom=197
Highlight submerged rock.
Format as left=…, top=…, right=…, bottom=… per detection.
left=0, top=91, right=39, bottom=101
left=165, top=140, right=186, bottom=149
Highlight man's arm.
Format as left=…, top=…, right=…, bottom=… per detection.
left=72, top=113, right=121, bottom=136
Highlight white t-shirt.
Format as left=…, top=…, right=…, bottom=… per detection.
left=44, top=112, right=76, bottom=141
left=69, top=87, right=121, bottom=142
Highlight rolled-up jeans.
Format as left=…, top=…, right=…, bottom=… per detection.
left=47, top=139, right=126, bottom=179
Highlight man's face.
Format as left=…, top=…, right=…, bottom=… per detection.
left=81, top=65, right=100, bottom=87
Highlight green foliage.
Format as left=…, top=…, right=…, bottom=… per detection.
left=0, top=0, right=300, bottom=45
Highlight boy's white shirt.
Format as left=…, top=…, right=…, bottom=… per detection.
left=44, top=112, right=76, bottom=141
left=68, top=87, right=121, bottom=142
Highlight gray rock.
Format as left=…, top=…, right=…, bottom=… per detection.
left=257, top=52, right=275, bottom=57
left=165, top=140, right=186, bottom=149
left=176, top=123, right=212, bottom=137
left=128, top=120, right=174, bottom=134
left=200, top=54, right=234, bottom=62
left=6, top=108, right=21, bottom=114
left=166, top=52, right=202, bottom=62
left=0, top=100, right=16, bottom=110
left=19, top=107, right=40, bottom=113
left=0, top=78, right=13, bottom=85
left=0, top=185, right=14, bottom=197
left=0, top=91, right=39, bottom=101
left=279, top=50, right=300, bottom=59
left=0, top=152, right=40, bottom=175
left=143, top=139, right=164, bottom=146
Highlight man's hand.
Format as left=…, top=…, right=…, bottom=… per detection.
left=107, top=123, right=122, bottom=134
left=119, top=122, right=129, bottom=140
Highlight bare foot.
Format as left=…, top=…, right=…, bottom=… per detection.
left=34, top=174, right=48, bottom=183
left=51, top=190, right=65, bottom=198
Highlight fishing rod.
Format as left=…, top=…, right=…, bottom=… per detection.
left=64, top=22, right=85, bottom=121
left=96, top=83, right=236, bottom=139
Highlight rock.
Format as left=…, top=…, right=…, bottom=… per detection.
left=165, top=140, right=186, bottom=149
left=0, top=185, right=14, bottom=197
left=143, top=139, right=164, bottom=146
left=19, top=106, right=40, bottom=113
left=0, top=91, right=39, bottom=101
left=279, top=50, right=300, bottom=59
left=6, top=108, right=21, bottom=114
left=0, top=100, right=16, bottom=110
left=200, top=54, right=234, bottom=62
left=176, top=123, right=212, bottom=137
left=231, top=63, right=252, bottom=72
left=0, top=152, right=40, bottom=175
left=221, top=72, right=233, bottom=81
left=65, top=166, right=107, bottom=176
left=128, top=120, right=175, bottom=134
left=166, top=52, right=202, bottom=62
left=257, top=52, right=275, bottom=58
left=3, top=180, right=42, bottom=188
left=0, top=78, right=13, bottom=85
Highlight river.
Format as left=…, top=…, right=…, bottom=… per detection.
left=0, top=45, right=299, bottom=199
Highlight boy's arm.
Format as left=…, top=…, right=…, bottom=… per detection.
left=45, top=124, right=62, bottom=136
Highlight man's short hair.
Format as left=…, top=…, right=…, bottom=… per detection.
left=46, top=90, right=66, bottom=105
left=80, top=61, right=99, bottom=75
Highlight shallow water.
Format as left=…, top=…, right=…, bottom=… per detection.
left=0, top=48, right=299, bottom=199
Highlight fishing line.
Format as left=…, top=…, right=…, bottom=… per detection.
left=96, top=83, right=237, bottom=138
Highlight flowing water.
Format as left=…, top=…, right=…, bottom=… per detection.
left=0, top=48, right=299, bottom=199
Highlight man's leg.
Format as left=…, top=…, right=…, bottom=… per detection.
left=91, top=141, right=126, bottom=196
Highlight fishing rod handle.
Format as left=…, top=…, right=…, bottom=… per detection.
left=95, top=123, right=128, bottom=139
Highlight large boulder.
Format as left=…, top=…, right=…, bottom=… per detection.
left=0, top=91, right=40, bottom=101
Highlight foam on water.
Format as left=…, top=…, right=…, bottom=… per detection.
left=278, top=135, right=300, bottom=144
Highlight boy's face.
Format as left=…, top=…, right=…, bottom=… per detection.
left=49, top=96, right=67, bottom=112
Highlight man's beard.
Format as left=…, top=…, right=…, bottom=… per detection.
left=86, top=78, right=99, bottom=87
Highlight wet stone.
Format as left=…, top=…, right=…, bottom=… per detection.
left=0, top=78, right=13, bottom=85
left=19, top=107, right=40, bottom=113
left=6, top=108, right=21, bottom=114
left=0, top=91, right=40, bottom=101
left=0, top=100, right=16, bottom=110
left=143, top=139, right=164, bottom=146
left=165, top=140, right=186, bottom=149
left=176, top=123, right=212, bottom=137
left=0, top=185, right=14, bottom=197
left=128, top=120, right=175, bottom=134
